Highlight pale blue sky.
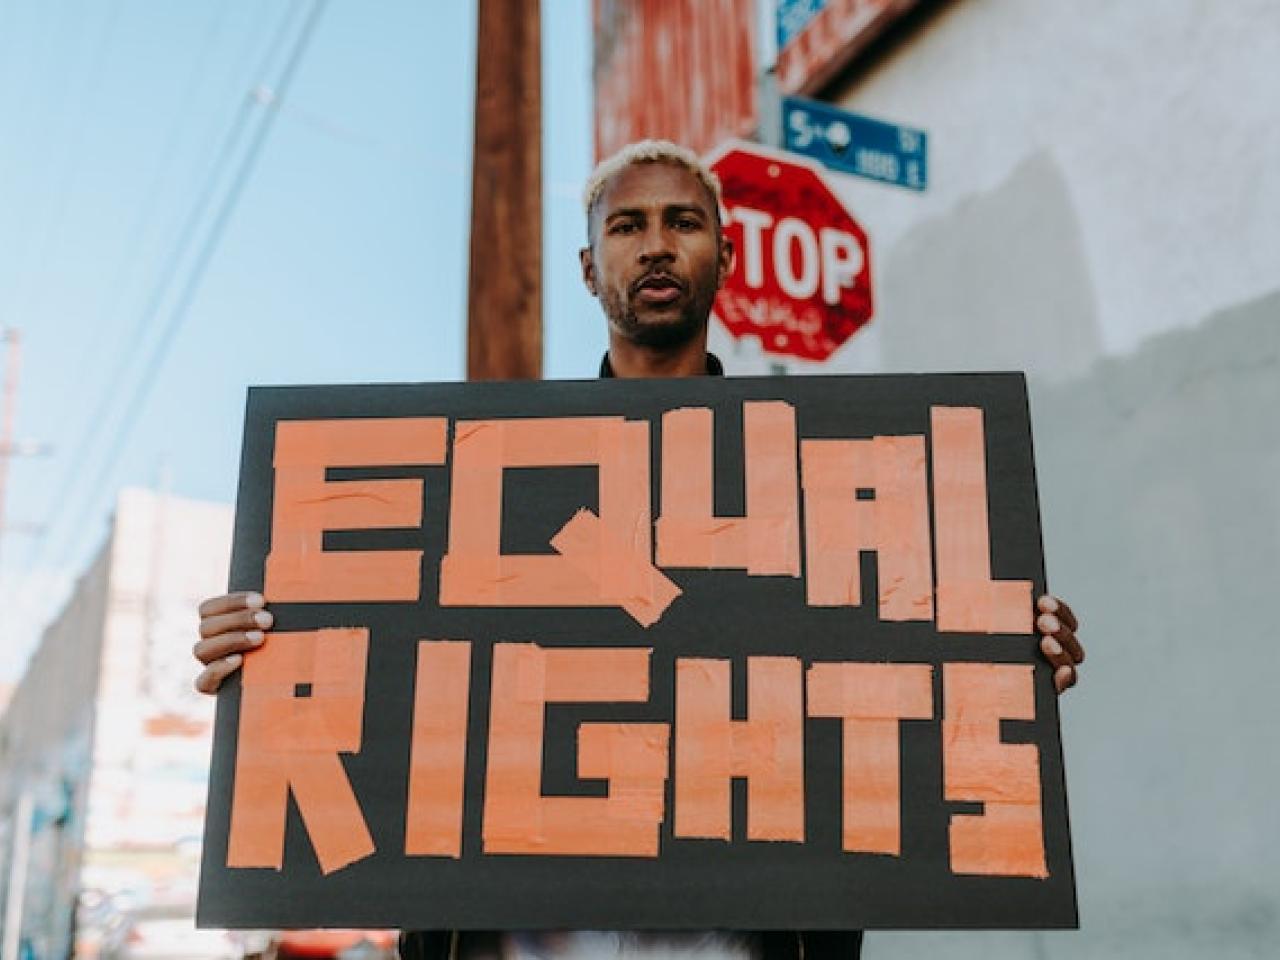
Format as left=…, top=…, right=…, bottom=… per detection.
left=0, top=0, right=600, bottom=679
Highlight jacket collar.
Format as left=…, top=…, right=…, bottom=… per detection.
left=598, top=351, right=724, bottom=378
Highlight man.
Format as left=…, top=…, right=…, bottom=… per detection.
left=195, top=141, right=1086, bottom=958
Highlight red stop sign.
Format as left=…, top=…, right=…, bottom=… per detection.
left=708, top=143, right=873, bottom=363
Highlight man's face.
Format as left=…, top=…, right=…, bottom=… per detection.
left=580, top=162, right=733, bottom=349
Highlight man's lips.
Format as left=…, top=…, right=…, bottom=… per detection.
left=632, top=273, right=685, bottom=305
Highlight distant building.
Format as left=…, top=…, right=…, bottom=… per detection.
left=0, top=488, right=231, bottom=959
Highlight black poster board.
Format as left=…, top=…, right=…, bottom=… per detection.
left=198, top=373, right=1077, bottom=931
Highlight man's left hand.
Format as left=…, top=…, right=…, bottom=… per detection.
left=1036, top=595, right=1084, bottom=694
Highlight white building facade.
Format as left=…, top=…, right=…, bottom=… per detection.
left=0, top=488, right=231, bottom=958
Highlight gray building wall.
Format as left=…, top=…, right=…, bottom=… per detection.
left=870, top=293, right=1280, bottom=959
left=0, top=488, right=232, bottom=956
left=0, top=543, right=109, bottom=960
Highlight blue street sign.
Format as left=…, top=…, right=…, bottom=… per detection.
left=782, top=96, right=929, bottom=192
left=777, top=0, right=827, bottom=49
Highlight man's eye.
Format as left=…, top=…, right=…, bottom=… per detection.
left=610, top=221, right=638, bottom=234
left=674, top=217, right=701, bottom=231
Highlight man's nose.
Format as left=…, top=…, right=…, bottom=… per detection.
left=638, top=223, right=674, bottom=263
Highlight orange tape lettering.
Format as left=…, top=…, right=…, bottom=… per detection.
left=931, top=407, right=1032, bottom=633
left=264, top=418, right=447, bottom=602
left=800, top=435, right=933, bottom=619
left=807, top=663, right=933, bottom=855
left=440, top=419, right=679, bottom=625
left=404, top=640, right=472, bottom=857
left=943, top=662, right=1047, bottom=877
left=656, top=402, right=800, bottom=576
left=227, top=628, right=374, bottom=875
left=482, top=644, right=668, bottom=856
left=674, top=657, right=804, bottom=842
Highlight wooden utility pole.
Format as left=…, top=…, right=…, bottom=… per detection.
left=467, top=0, right=542, bottom=380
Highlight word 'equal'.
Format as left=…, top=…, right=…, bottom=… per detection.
left=263, top=404, right=1032, bottom=633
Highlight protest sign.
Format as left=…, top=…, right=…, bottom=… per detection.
left=198, top=373, right=1076, bottom=930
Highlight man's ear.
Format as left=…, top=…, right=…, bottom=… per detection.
left=716, top=236, right=735, bottom=289
left=579, top=246, right=597, bottom=296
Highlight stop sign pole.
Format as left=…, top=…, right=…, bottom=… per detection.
left=706, top=141, right=874, bottom=366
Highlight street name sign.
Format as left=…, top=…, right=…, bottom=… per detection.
left=784, top=96, right=928, bottom=192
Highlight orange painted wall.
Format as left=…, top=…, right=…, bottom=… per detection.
left=593, top=0, right=758, bottom=159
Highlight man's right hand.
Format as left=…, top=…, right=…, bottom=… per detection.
left=193, top=591, right=273, bottom=694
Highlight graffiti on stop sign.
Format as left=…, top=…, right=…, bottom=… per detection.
left=708, top=142, right=873, bottom=363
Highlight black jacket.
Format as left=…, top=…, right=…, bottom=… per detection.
left=398, top=930, right=863, bottom=959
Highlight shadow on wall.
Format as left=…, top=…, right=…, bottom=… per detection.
left=879, top=150, right=1103, bottom=383
left=870, top=290, right=1280, bottom=959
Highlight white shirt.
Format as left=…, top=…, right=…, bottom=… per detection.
left=459, top=931, right=763, bottom=959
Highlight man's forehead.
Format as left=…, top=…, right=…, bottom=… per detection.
left=597, top=162, right=716, bottom=216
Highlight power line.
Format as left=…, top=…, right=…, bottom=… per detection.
left=4, top=0, right=123, bottom=328
left=25, top=0, right=328, bottom=586
left=23, top=0, right=297, bottom=563
left=54, top=0, right=235, bottom=423
left=0, top=329, right=24, bottom=577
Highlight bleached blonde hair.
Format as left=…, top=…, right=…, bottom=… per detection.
left=582, top=139, right=723, bottom=244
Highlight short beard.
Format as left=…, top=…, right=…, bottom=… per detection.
left=603, top=280, right=717, bottom=350
left=609, top=306, right=704, bottom=348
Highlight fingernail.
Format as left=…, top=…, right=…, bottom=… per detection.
left=246, top=630, right=264, bottom=645
left=1043, top=638, right=1062, bottom=655
left=246, top=592, right=265, bottom=609
left=253, top=611, right=273, bottom=629
left=1038, top=613, right=1059, bottom=633
left=226, top=654, right=242, bottom=667
left=1042, top=595, right=1059, bottom=612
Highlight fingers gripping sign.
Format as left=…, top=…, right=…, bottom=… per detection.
left=194, top=591, right=272, bottom=694
left=1036, top=594, right=1084, bottom=694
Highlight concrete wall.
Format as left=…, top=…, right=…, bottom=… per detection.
left=870, top=292, right=1280, bottom=959
left=710, top=0, right=1280, bottom=955
left=0, top=541, right=109, bottom=960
